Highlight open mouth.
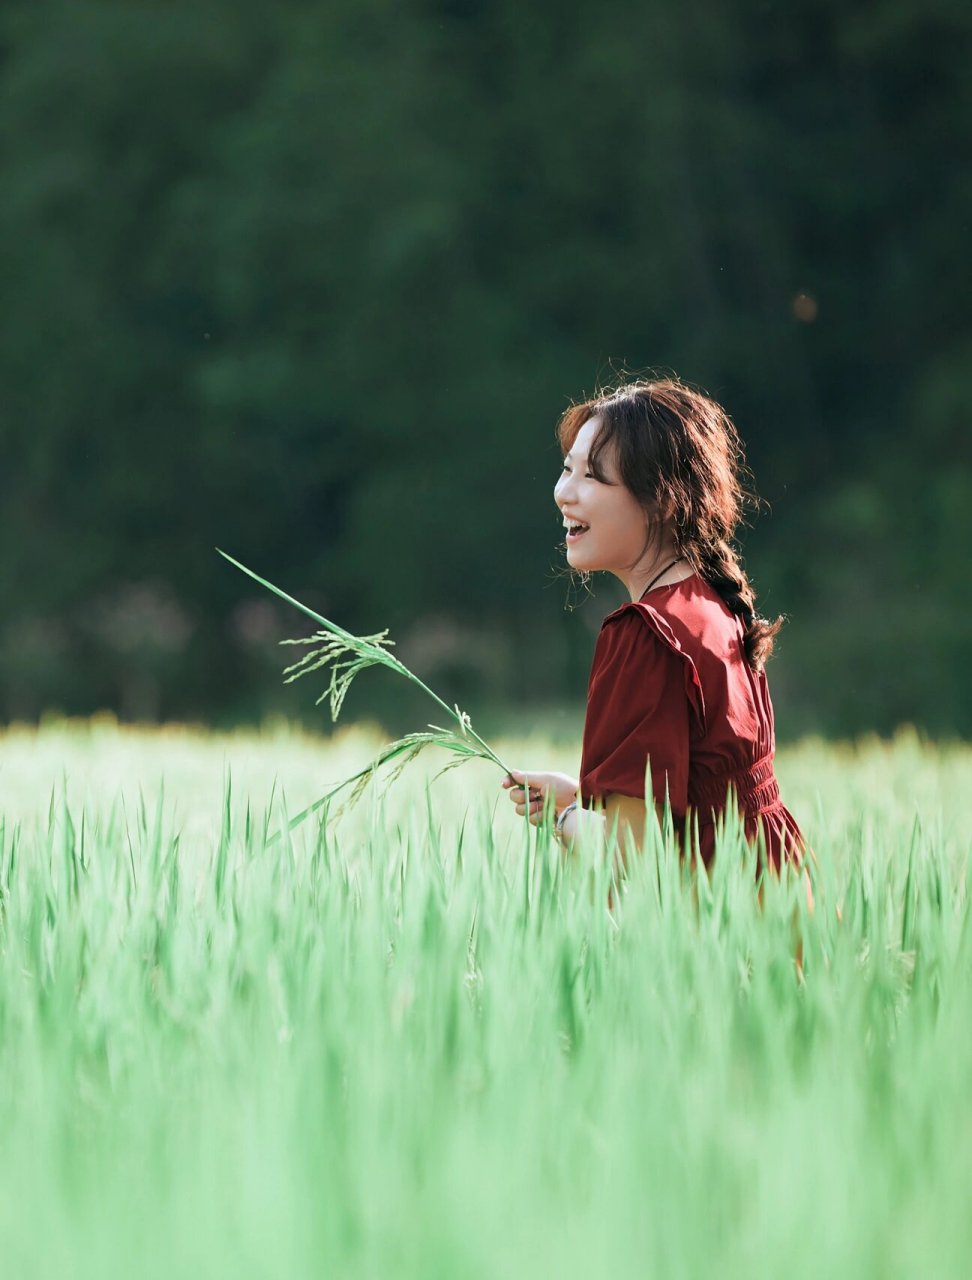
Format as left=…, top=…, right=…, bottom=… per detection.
left=565, top=523, right=590, bottom=543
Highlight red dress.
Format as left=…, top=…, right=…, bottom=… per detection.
left=579, top=573, right=804, bottom=870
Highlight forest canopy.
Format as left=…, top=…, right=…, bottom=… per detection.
left=1, top=0, right=969, bottom=735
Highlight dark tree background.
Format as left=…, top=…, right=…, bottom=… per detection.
left=1, top=0, right=969, bottom=736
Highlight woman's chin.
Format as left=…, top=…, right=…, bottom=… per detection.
left=566, top=547, right=597, bottom=572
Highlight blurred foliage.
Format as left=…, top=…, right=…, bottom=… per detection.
left=0, top=0, right=969, bottom=735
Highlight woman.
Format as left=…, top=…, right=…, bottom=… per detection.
left=502, top=377, right=806, bottom=878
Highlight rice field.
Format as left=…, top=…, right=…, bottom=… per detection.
left=1, top=717, right=970, bottom=1279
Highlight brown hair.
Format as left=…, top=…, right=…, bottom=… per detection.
left=557, top=377, right=783, bottom=670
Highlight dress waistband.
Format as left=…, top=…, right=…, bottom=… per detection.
left=688, top=755, right=781, bottom=815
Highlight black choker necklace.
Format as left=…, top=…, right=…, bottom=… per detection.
left=639, top=559, right=681, bottom=601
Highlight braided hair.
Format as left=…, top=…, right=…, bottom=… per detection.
left=557, top=377, right=783, bottom=670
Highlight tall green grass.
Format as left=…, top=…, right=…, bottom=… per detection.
left=0, top=719, right=970, bottom=1279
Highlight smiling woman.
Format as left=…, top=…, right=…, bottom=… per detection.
left=502, top=377, right=808, bottom=890
left=557, top=418, right=659, bottom=577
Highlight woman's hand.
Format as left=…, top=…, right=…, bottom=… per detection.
left=501, top=770, right=579, bottom=825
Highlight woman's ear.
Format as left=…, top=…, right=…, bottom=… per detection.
left=656, top=493, right=677, bottom=522
left=644, top=496, right=676, bottom=528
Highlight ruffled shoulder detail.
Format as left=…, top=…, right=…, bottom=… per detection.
left=603, top=601, right=707, bottom=734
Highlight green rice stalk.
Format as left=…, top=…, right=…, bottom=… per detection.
left=218, top=551, right=511, bottom=831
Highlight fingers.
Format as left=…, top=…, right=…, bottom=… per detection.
left=503, top=771, right=540, bottom=805
left=504, top=783, right=542, bottom=803
left=514, top=804, right=545, bottom=823
left=513, top=792, right=552, bottom=820
left=513, top=800, right=543, bottom=816
left=502, top=769, right=551, bottom=825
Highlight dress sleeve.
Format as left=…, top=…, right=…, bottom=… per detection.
left=579, top=606, right=700, bottom=815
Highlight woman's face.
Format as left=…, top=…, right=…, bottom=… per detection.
left=554, top=416, right=654, bottom=577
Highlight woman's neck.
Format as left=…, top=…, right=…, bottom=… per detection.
left=621, top=548, right=692, bottom=601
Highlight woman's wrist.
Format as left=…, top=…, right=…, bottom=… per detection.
left=554, top=801, right=578, bottom=842
left=554, top=801, right=605, bottom=846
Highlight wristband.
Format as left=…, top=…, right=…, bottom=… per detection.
left=554, top=801, right=578, bottom=842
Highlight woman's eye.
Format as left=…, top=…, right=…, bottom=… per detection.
left=561, top=464, right=595, bottom=478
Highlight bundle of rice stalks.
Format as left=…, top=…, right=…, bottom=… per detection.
left=219, top=551, right=509, bottom=833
